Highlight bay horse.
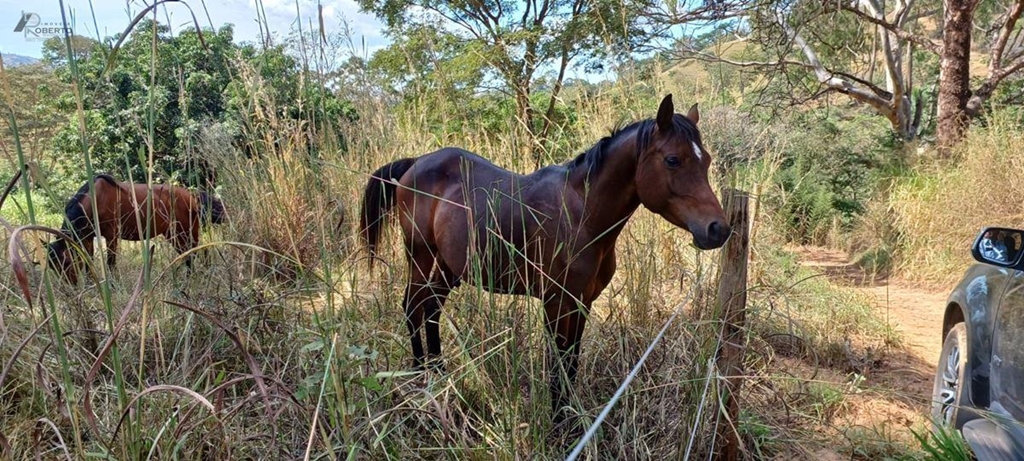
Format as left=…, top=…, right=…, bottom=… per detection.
left=45, top=174, right=226, bottom=284
left=359, top=95, right=730, bottom=422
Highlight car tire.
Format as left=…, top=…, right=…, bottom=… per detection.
left=932, top=322, right=971, bottom=429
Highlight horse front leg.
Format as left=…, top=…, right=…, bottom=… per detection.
left=171, top=225, right=200, bottom=272
left=106, top=237, right=119, bottom=268
left=544, top=299, right=589, bottom=426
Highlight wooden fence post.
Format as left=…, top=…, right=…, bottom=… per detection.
left=714, top=188, right=750, bottom=461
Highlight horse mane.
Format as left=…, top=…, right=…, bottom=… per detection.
left=566, top=114, right=702, bottom=174
left=61, top=174, right=121, bottom=238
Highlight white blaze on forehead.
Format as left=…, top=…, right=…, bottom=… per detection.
left=691, top=142, right=703, bottom=161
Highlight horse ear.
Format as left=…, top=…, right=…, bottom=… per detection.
left=686, top=103, right=700, bottom=125
left=656, top=94, right=674, bottom=130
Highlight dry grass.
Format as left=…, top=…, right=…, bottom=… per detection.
left=889, top=111, right=1024, bottom=284
left=0, top=26, right=926, bottom=461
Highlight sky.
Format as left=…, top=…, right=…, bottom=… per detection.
left=0, top=0, right=388, bottom=58
left=0, top=0, right=700, bottom=84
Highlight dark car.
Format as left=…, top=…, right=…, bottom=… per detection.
left=934, top=227, right=1024, bottom=459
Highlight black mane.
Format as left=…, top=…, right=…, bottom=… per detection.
left=567, top=114, right=702, bottom=173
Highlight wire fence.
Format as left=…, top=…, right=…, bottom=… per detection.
left=566, top=279, right=703, bottom=461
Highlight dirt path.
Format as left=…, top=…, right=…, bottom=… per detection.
left=794, top=246, right=948, bottom=366
left=793, top=244, right=953, bottom=442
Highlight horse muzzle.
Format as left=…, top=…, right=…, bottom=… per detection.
left=692, top=220, right=731, bottom=250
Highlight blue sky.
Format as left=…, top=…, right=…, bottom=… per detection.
left=0, top=0, right=701, bottom=83
left=0, top=0, right=388, bottom=58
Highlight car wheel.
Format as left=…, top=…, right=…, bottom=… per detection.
left=932, top=322, right=970, bottom=428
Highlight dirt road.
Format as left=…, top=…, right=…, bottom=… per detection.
left=795, top=246, right=949, bottom=366
left=794, top=245, right=953, bottom=442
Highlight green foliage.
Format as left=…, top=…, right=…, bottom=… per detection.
left=43, top=23, right=356, bottom=187
left=768, top=111, right=898, bottom=244
left=368, top=23, right=487, bottom=100
left=912, top=424, right=974, bottom=460
left=357, top=0, right=659, bottom=157
left=739, top=410, right=782, bottom=458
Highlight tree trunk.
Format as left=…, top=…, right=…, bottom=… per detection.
left=540, top=47, right=571, bottom=150
left=513, top=84, right=536, bottom=163
left=936, top=0, right=975, bottom=153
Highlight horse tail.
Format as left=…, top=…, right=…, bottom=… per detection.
left=198, top=191, right=226, bottom=225
left=360, top=158, right=417, bottom=262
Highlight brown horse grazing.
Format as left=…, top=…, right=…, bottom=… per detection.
left=46, top=174, right=226, bottom=284
left=360, top=95, right=730, bottom=422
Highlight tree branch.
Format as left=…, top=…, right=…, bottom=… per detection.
left=990, top=0, right=1024, bottom=75
left=779, top=12, right=896, bottom=117
left=839, top=2, right=941, bottom=53
left=967, top=0, right=1024, bottom=116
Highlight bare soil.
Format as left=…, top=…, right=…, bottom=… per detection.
left=792, top=246, right=951, bottom=451
left=794, top=246, right=948, bottom=365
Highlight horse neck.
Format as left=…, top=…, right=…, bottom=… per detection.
left=570, top=129, right=642, bottom=235
left=65, top=197, right=96, bottom=241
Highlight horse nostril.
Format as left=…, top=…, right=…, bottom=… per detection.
left=708, top=221, right=731, bottom=244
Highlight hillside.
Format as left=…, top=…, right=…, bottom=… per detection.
left=2, top=53, right=40, bottom=67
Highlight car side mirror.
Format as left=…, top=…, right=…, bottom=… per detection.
left=972, top=227, right=1024, bottom=269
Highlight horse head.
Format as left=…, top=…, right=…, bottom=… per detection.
left=43, top=233, right=79, bottom=284
left=635, top=94, right=731, bottom=250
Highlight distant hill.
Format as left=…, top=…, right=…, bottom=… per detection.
left=2, top=54, right=41, bottom=67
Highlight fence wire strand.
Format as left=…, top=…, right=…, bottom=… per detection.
left=566, top=280, right=701, bottom=461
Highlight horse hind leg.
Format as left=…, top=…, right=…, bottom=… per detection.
left=404, top=245, right=458, bottom=370
left=424, top=265, right=459, bottom=365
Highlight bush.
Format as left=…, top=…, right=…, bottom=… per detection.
left=765, top=111, right=896, bottom=246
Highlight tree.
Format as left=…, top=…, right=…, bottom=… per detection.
left=358, top=0, right=658, bottom=163
left=46, top=24, right=239, bottom=183
left=366, top=22, right=489, bottom=131
left=937, top=0, right=1024, bottom=149
left=670, top=1, right=928, bottom=141
left=45, top=21, right=356, bottom=184
left=936, top=0, right=976, bottom=150
left=668, top=0, right=1024, bottom=146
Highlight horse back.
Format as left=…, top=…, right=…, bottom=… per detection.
left=108, top=183, right=199, bottom=241
left=397, top=148, right=584, bottom=293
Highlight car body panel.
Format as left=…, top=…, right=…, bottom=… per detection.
left=962, top=416, right=1024, bottom=461
left=994, top=272, right=1024, bottom=421
left=944, top=263, right=1012, bottom=411
left=938, top=227, right=1024, bottom=460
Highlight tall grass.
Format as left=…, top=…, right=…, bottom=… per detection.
left=888, top=110, right=1024, bottom=284
left=0, top=3, right=925, bottom=460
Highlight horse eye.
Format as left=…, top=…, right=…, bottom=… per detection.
left=664, top=156, right=681, bottom=168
